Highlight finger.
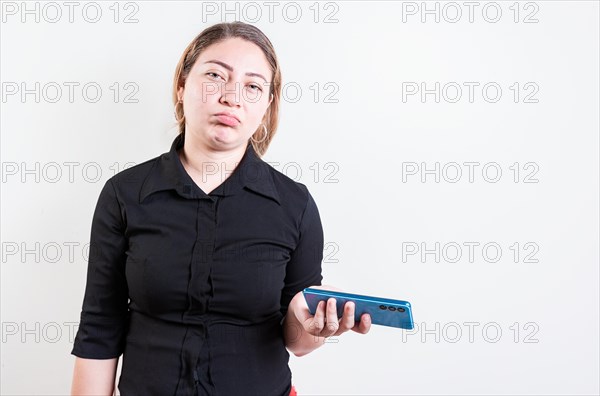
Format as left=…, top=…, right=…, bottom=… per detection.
left=352, top=313, right=371, bottom=334
left=310, top=301, right=326, bottom=334
left=324, top=298, right=340, bottom=336
left=340, top=301, right=355, bottom=331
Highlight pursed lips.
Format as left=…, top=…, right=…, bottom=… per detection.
left=214, top=112, right=240, bottom=126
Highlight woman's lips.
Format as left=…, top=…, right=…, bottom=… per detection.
left=215, top=114, right=240, bottom=127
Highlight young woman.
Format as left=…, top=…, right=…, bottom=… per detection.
left=70, top=21, right=371, bottom=396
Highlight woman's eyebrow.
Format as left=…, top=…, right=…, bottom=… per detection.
left=204, top=59, right=268, bottom=82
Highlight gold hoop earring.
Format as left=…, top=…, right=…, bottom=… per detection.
left=251, top=124, right=269, bottom=144
left=174, top=100, right=185, bottom=123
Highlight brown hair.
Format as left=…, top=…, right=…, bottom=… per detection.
left=172, top=21, right=282, bottom=157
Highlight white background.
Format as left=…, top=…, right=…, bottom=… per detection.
left=1, top=1, right=599, bottom=395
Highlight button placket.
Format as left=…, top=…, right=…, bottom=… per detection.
left=185, top=196, right=218, bottom=318
left=178, top=196, right=218, bottom=394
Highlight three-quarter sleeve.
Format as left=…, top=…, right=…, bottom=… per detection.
left=71, top=178, right=130, bottom=359
left=279, top=187, right=324, bottom=319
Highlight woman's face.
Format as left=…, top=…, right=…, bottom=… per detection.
left=178, top=37, right=273, bottom=151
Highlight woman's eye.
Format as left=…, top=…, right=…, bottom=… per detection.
left=207, top=72, right=223, bottom=80
left=205, top=73, right=261, bottom=91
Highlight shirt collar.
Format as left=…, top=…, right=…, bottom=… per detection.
left=139, top=133, right=281, bottom=205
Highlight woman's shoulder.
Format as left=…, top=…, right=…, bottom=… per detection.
left=262, top=161, right=314, bottom=206
left=108, top=153, right=162, bottom=186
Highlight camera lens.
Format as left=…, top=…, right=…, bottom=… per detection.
left=388, top=306, right=397, bottom=311
left=379, top=305, right=387, bottom=310
left=398, top=307, right=405, bottom=312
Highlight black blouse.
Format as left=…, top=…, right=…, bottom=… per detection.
left=71, top=133, right=324, bottom=395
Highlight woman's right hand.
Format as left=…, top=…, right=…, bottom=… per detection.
left=290, top=284, right=371, bottom=340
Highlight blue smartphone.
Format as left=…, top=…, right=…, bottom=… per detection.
left=302, top=288, right=414, bottom=330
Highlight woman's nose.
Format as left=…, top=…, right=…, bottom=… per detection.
left=219, top=81, right=242, bottom=106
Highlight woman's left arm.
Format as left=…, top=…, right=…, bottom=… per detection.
left=283, top=285, right=371, bottom=357
left=279, top=188, right=371, bottom=356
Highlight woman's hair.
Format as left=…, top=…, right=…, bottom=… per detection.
left=172, top=21, right=282, bottom=157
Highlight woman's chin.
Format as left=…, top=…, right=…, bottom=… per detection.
left=211, top=127, right=239, bottom=146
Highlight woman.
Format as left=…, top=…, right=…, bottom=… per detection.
left=70, top=21, right=371, bottom=396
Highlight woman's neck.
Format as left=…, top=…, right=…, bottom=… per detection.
left=178, top=134, right=248, bottom=190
